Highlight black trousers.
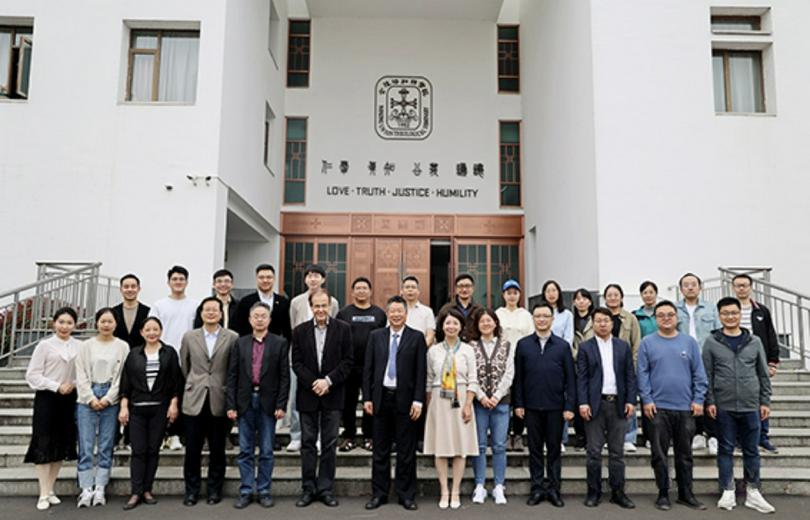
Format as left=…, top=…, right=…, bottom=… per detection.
left=695, top=414, right=716, bottom=439
left=300, top=408, right=341, bottom=495
left=342, top=371, right=372, bottom=440
left=371, top=389, right=418, bottom=501
left=649, top=409, right=695, bottom=495
left=525, top=409, right=564, bottom=494
left=129, top=403, right=168, bottom=495
left=584, top=399, right=627, bottom=495
left=510, top=408, right=525, bottom=437
left=183, top=396, right=229, bottom=497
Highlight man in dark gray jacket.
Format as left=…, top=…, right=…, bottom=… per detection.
left=702, top=297, right=774, bottom=514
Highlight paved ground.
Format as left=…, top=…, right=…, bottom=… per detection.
left=4, top=495, right=804, bottom=519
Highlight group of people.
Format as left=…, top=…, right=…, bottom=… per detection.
left=23, top=263, right=780, bottom=514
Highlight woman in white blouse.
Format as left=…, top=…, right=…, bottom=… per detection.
left=424, top=308, right=478, bottom=509
left=24, top=307, right=80, bottom=511
left=75, top=307, right=129, bottom=507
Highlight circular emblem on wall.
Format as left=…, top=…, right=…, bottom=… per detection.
left=375, top=75, right=433, bottom=141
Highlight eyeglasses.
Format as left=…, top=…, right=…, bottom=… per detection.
left=655, top=313, right=677, bottom=319
left=456, top=283, right=474, bottom=289
left=733, top=284, right=751, bottom=289
left=720, top=311, right=741, bottom=317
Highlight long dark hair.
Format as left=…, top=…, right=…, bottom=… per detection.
left=571, top=288, right=594, bottom=317
left=466, top=307, right=502, bottom=342
left=541, top=280, right=566, bottom=313
left=435, top=308, right=466, bottom=343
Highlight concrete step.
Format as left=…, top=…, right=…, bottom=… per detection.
left=774, top=370, right=810, bottom=382
left=779, top=359, right=806, bottom=370
left=0, top=465, right=808, bottom=496
left=0, top=368, right=27, bottom=381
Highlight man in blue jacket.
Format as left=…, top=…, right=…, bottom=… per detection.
left=513, top=302, right=576, bottom=508
left=577, top=307, right=636, bottom=509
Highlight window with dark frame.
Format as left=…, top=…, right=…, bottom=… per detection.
left=711, top=15, right=762, bottom=32
left=264, top=102, right=275, bottom=173
left=126, top=29, right=200, bottom=103
left=287, top=20, right=310, bottom=88
left=712, top=49, right=765, bottom=113
left=497, top=25, right=519, bottom=93
left=0, top=26, right=33, bottom=99
left=499, top=121, right=521, bottom=207
left=284, top=117, right=307, bottom=204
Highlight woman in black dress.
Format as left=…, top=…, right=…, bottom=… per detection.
left=24, top=307, right=81, bottom=511
left=118, top=316, right=182, bottom=510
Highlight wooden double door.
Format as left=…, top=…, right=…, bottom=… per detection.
left=349, top=238, right=431, bottom=308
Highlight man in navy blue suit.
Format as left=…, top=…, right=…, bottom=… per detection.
left=577, top=307, right=637, bottom=509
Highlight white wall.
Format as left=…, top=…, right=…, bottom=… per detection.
left=519, top=0, right=600, bottom=296
left=589, top=0, right=810, bottom=297
left=285, top=16, right=515, bottom=214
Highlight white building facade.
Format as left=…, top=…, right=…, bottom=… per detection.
left=1, top=0, right=808, bottom=308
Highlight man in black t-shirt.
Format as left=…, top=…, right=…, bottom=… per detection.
left=336, top=277, right=387, bottom=451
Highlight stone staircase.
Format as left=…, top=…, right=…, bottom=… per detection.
left=0, top=357, right=808, bottom=497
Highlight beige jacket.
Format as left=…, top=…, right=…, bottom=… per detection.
left=180, top=327, right=238, bottom=416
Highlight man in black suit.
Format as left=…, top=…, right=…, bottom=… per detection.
left=291, top=288, right=353, bottom=507
left=577, top=307, right=637, bottom=509
left=363, top=295, right=426, bottom=511
left=112, top=273, right=150, bottom=348
left=193, top=268, right=241, bottom=331
left=226, top=302, right=290, bottom=509
left=234, top=264, right=292, bottom=341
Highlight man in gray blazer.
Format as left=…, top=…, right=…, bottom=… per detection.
left=180, top=296, right=238, bottom=506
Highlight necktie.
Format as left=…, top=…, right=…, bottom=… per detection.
left=387, top=333, right=399, bottom=382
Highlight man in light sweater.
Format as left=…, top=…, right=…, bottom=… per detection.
left=638, top=300, right=708, bottom=512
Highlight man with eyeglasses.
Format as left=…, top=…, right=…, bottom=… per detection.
left=438, top=274, right=482, bottom=327
left=637, top=300, right=708, bottom=511
left=702, top=297, right=774, bottom=513
left=732, top=273, right=781, bottom=453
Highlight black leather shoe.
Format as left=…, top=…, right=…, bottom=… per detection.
left=319, top=494, right=339, bottom=507
left=123, top=495, right=140, bottom=511
left=547, top=490, right=564, bottom=507
left=584, top=493, right=600, bottom=507
left=207, top=493, right=222, bottom=505
left=233, top=495, right=252, bottom=509
left=655, top=492, right=671, bottom=511
left=610, top=490, right=635, bottom=509
left=259, top=495, right=274, bottom=508
left=183, top=495, right=198, bottom=506
left=296, top=493, right=316, bottom=507
left=676, top=493, right=706, bottom=510
left=526, top=492, right=546, bottom=506
left=399, top=499, right=418, bottom=511
left=365, top=496, right=387, bottom=510
left=142, top=493, right=158, bottom=505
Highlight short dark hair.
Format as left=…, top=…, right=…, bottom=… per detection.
left=435, top=307, right=466, bottom=343
left=591, top=307, right=613, bottom=321
left=308, top=287, right=330, bottom=306
left=571, top=288, right=594, bottom=316
left=732, top=273, right=753, bottom=285
left=717, top=296, right=741, bottom=311
left=352, top=276, right=372, bottom=290
left=386, top=295, right=407, bottom=310
left=541, top=280, right=565, bottom=312
left=212, top=268, right=233, bottom=281
left=603, top=283, right=624, bottom=299
left=94, top=307, right=116, bottom=324
left=639, top=280, right=658, bottom=294
left=249, top=301, right=271, bottom=314
left=255, top=264, right=275, bottom=275
left=401, top=275, right=419, bottom=285
left=531, top=302, right=555, bottom=315
left=200, top=296, right=224, bottom=313
left=454, top=273, right=474, bottom=286
left=120, top=273, right=140, bottom=286
left=679, top=272, right=702, bottom=287
left=167, top=265, right=189, bottom=280
left=654, top=300, right=678, bottom=315
left=467, top=307, right=502, bottom=342
left=141, top=316, right=163, bottom=330
left=53, top=306, right=78, bottom=323
left=304, top=264, right=326, bottom=278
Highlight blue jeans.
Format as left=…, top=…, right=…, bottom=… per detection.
left=716, top=409, right=761, bottom=490
left=625, top=412, right=638, bottom=444
left=473, top=402, right=510, bottom=485
left=76, top=382, right=119, bottom=489
left=286, top=367, right=301, bottom=441
left=237, top=392, right=276, bottom=497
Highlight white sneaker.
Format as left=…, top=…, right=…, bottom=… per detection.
left=745, top=488, right=775, bottom=514
left=168, top=435, right=183, bottom=450
left=708, top=437, right=718, bottom=455
left=692, top=435, right=706, bottom=450
left=36, top=497, right=50, bottom=511
left=471, top=485, right=487, bottom=504
left=77, top=488, right=93, bottom=508
left=92, top=486, right=106, bottom=506
left=624, top=441, right=637, bottom=453
left=717, top=489, right=736, bottom=510
left=560, top=443, right=566, bottom=453
left=286, top=440, right=302, bottom=452
left=47, top=493, right=61, bottom=505
left=316, top=440, right=322, bottom=453
left=492, top=484, right=507, bottom=505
